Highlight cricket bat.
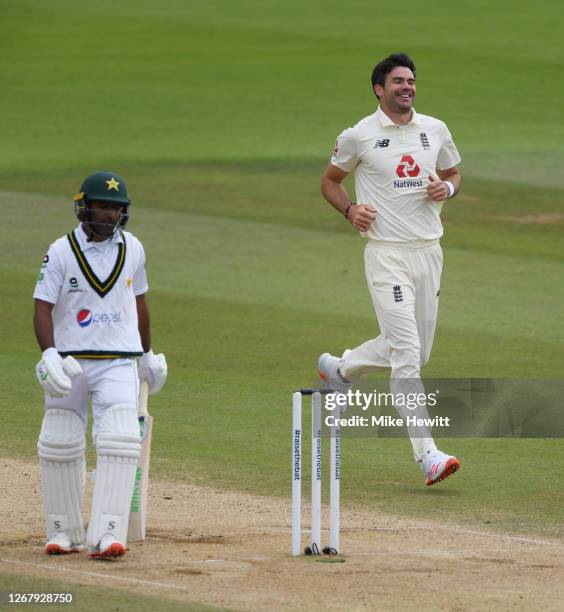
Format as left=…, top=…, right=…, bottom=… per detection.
left=128, top=380, right=152, bottom=542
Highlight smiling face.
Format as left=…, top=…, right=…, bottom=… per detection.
left=374, top=66, right=416, bottom=115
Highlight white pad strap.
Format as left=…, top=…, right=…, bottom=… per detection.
left=37, top=409, right=86, bottom=544
left=86, top=405, right=141, bottom=547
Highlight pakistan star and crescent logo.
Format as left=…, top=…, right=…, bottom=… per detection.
left=106, top=177, right=120, bottom=191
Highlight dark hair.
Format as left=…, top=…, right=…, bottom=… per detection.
left=371, top=53, right=416, bottom=98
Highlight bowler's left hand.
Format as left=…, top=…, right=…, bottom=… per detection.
left=427, top=175, right=449, bottom=202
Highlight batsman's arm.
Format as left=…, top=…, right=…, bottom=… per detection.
left=34, top=299, right=55, bottom=352
left=136, top=293, right=167, bottom=394
left=136, top=293, right=151, bottom=353
left=321, top=163, right=376, bottom=232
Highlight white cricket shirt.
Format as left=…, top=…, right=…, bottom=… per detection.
left=331, top=107, right=461, bottom=242
left=33, top=224, right=148, bottom=358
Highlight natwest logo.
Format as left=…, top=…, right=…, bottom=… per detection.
left=396, top=155, right=420, bottom=178
left=76, top=308, right=122, bottom=327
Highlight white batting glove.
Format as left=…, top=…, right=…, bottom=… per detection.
left=138, top=349, right=167, bottom=394
left=36, top=349, right=82, bottom=398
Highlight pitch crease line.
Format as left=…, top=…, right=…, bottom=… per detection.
left=1, top=558, right=196, bottom=593
left=404, top=525, right=561, bottom=547
left=255, top=525, right=562, bottom=547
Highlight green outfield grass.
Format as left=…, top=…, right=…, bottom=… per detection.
left=0, top=0, right=563, bottom=566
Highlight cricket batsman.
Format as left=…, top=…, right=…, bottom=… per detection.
left=33, top=171, right=167, bottom=557
left=318, top=53, right=462, bottom=485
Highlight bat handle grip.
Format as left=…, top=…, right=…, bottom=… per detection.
left=138, top=380, right=150, bottom=417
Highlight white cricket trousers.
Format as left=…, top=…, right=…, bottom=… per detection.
left=341, top=239, right=443, bottom=459
left=43, top=358, right=140, bottom=440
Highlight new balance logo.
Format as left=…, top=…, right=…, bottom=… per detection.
left=393, top=285, right=403, bottom=303
left=373, top=139, right=390, bottom=149
left=420, top=132, right=430, bottom=150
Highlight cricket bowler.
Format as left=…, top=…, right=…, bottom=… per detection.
left=33, top=171, right=167, bottom=557
left=318, top=53, right=462, bottom=486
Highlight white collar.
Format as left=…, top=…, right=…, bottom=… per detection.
left=375, top=106, right=420, bottom=127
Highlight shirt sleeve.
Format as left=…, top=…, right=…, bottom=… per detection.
left=33, top=244, right=64, bottom=304
left=436, top=121, right=461, bottom=170
left=330, top=127, right=360, bottom=172
left=132, top=241, right=149, bottom=296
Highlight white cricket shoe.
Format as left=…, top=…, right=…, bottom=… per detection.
left=317, top=353, right=351, bottom=391
left=88, top=534, right=126, bottom=559
left=419, top=449, right=461, bottom=486
left=45, top=532, right=83, bottom=555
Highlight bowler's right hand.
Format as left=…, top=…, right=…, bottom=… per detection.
left=348, top=204, right=376, bottom=232
left=36, top=348, right=82, bottom=397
